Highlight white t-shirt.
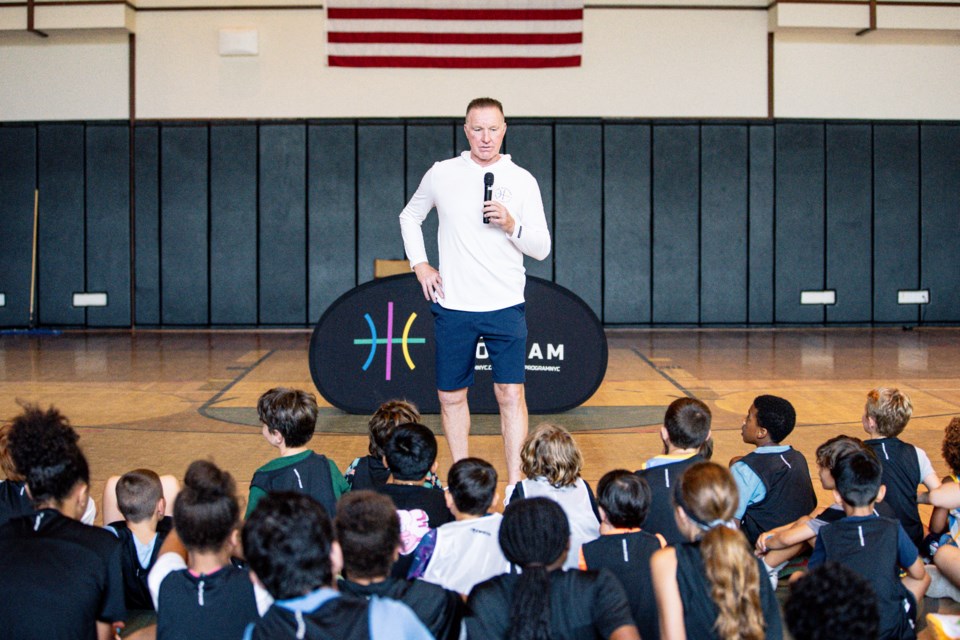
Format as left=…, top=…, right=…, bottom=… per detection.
left=399, top=152, right=551, bottom=312
left=422, top=514, right=511, bottom=596
left=520, top=477, right=600, bottom=571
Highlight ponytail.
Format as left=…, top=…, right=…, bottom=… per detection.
left=701, top=525, right=765, bottom=640
left=676, top=462, right=766, bottom=640
left=499, top=498, right=570, bottom=640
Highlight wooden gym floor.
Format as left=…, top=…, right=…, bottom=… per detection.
left=4, top=326, right=960, bottom=635
left=2, top=326, right=959, bottom=523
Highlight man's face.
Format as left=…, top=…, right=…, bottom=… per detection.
left=741, top=404, right=762, bottom=444
left=464, top=106, right=506, bottom=167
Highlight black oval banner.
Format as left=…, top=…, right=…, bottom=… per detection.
left=309, top=274, right=607, bottom=415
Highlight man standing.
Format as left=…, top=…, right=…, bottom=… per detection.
left=399, top=97, right=551, bottom=487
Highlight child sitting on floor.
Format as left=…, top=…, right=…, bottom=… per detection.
left=580, top=469, right=665, bottom=640
left=509, top=422, right=600, bottom=570
left=104, top=468, right=178, bottom=611
left=246, top=387, right=349, bottom=518
left=755, top=435, right=891, bottom=587
left=650, top=461, right=783, bottom=640
left=807, top=449, right=929, bottom=640
left=148, top=460, right=268, bottom=639
left=376, top=422, right=454, bottom=579
left=408, top=457, right=510, bottom=596
left=730, top=394, right=817, bottom=547
left=637, top=397, right=713, bottom=545
left=344, top=399, right=441, bottom=490
left=862, top=386, right=941, bottom=553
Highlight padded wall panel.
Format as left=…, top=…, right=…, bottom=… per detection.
left=38, top=124, right=85, bottom=326
left=160, top=125, right=208, bottom=325
left=85, top=125, right=130, bottom=327
left=652, top=125, right=700, bottom=323
left=920, top=124, right=960, bottom=322
left=825, top=124, right=872, bottom=323
left=555, top=124, right=603, bottom=317
left=775, top=123, right=825, bottom=323
left=873, top=125, right=919, bottom=323
left=748, top=125, right=775, bottom=324
left=134, top=126, right=160, bottom=325
left=405, top=123, right=455, bottom=279
left=309, top=124, right=357, bottom=322
left=701, top=125, right=748, bottom=324
left=0, top=127, right=36, bottom=327
left=357, top=125, right=404, bottom=284
left=505, top=124, right=554, bottom=281
left=603, top=124, right=651, bottom=324
left=259, top=124, right=307, bottom=324
left=210, top=125, right=257, bottom=325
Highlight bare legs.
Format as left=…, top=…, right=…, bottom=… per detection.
left=438, top=382, right=529, bottom=485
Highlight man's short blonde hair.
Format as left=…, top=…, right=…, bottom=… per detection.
left=465, top=97, right=504, bottom=119
left=865, top=387, right=913, bottom=437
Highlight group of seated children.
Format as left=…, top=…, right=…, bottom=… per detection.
left=1, top=383, right=957, bottom=640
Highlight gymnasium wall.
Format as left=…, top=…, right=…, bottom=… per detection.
left=1, top=1, right=958, bottom=327
left=1, top=119, right=958, bottom=328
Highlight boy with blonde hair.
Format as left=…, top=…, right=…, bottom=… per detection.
left=863, top=386, right=940, bottom=550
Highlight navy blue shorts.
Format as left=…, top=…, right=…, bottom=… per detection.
left=431, top=302, right=527, bottom=391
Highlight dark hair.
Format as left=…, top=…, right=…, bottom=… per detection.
left=465, top=97, right=504, bottom=118
left=663, top=398, right=712, bottom=449
left=447, top=458, right=497, bottom=515
left=814, top=435, right=866, bottom=470
left=367, top=399, right=420, bottom=458
left=942, top=417, right=960, bottom=476
left=753, top=395, right=796, bottom=443
left=117, top=468, right=163, bottom=523
left=384, top=423, right=437, bottom=481
left=498, top=497, right=570, bottom=640
left=257, top=387, right=318, bottom=448
left=596, top=470, right=651, bottom=529
left=243, top=492, right=333, bottom=600
left=334, top=491, right=400, bottom=580
left=7, top=404, right=88, bottom=505
left=174, top=460, right=239, bottom=552
left=832, top=450, right=882, bottom=507
left=784, top=562, right=879, bottom=640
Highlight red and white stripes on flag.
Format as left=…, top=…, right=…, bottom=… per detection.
left=326, top=0, right=584, bottom=69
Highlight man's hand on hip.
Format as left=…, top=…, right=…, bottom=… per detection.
left=413, top=262, right=444, bottom=302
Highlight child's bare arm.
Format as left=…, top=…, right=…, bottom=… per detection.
left=920, top=483, right=960, bottom=510
left=924, top=472, right=943, bottom=491
left=929, top=476, right=955, bottom=534
left=757, top=516, right=814, bottom=552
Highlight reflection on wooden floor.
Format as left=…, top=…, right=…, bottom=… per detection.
left=2, top=327, right=959, bottom=525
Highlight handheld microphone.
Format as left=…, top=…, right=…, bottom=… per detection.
left=483, top=172, right=494, bottom=224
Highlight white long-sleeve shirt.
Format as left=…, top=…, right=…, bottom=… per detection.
left=399, top=151, right=551, bottom=312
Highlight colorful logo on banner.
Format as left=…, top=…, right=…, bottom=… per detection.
left=353, top=302, right=426, bottom=381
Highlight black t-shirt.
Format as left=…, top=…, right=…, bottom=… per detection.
left=338, top=577, right=464, bottom=640
left=0, top=479, right=33, bottom=528
left=376, top=483, right=454, bottom=579
left=348, top=456, right=392, bottom=491
left=466, top=568, right=635, bottom=639
left=157, top=564, right=259, bottom=640
left=582, top=531, right=662, bottom=640
left=0, top=509, right=127, bottom=640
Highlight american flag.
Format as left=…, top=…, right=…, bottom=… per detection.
left=326, top=0, right=584, bottom=68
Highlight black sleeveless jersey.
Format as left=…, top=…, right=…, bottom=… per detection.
left=108, top=515, right=173, bottom=610
left=738, top=447, right=817, bottom=545
left=637, top=454, right=705, bottom=546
